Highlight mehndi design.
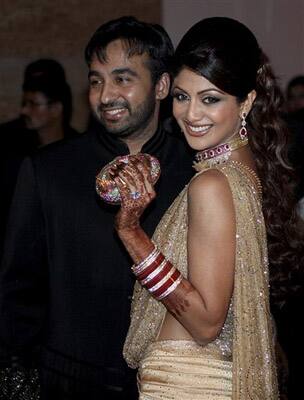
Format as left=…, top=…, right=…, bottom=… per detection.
left=96, top=154, right=161, bottom=204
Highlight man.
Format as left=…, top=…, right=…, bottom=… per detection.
left=21, top=73, right=77, bottom=147
left=285, top=75, right=304, bottom=114
left=0, top=17, right=194, bottom=399
left=283, top=75, right=304, bottom=200
left=0, top=59, right=77, bottom=261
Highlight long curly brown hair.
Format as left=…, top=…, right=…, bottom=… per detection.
left=249, top=54, right=304, bottom=307
left=173, top=17, right=304, bottom=308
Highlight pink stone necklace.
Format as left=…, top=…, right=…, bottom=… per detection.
left=193, top=133, right=248, bottom=169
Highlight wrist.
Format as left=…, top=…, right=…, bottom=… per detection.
left=116, top=223, right=141, bottom=238
left=132, top=245, right=183, bottom=301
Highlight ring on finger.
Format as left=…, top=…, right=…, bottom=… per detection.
left=130, top=190, right=141, bottom=200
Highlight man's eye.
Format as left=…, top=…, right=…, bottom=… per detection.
left=116, top=76, right=130, bottom=84
left=89, top=79, right=102, bottom=87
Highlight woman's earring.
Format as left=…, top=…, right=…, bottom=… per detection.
left=239, top=112, right=247, bottom=140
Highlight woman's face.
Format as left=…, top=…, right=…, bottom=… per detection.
left=172, top=68, right=244, bottom=151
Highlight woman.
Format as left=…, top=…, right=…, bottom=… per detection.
left=109, top=17, right=302, bottom=399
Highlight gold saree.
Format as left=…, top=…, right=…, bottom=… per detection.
left=138, top=340, right=232, bottom=399
left=124, top=161, right=279, bottom=399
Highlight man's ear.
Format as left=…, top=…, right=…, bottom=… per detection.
left=50, top=102, right=63, bottom=118
left=155, top=73, right=170, bottom=100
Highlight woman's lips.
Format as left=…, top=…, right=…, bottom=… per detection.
left=185, top=122, right=213, bottom=137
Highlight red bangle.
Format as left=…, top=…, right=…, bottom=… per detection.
left=152, top=269, right=181, bottom=299
left=133, top=248, right=183, bottom=302
left=136, top=253, right=165, bottom=280
left=143, top=261, right=173, bottom=290
left=132, top=246, right=160, bottom=275
left=157, top=274, right=183, bottom=300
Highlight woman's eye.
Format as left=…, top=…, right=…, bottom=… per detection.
left=203, top=96, right=220, bottom=104
left=173, top=92, right=188, bottom=102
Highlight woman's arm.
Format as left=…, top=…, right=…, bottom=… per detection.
left=166, top=169, right=235, bottom=343
left=114, top=158, right=235, bottom=345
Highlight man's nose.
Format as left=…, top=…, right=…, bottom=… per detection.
left=99, top=81, right=118, bottom=105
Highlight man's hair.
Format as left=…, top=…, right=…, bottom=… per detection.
left=85, top=16, right=174, bottom=85
left=22, top=58, right=72, bottom=126
left=286, top=75, right=304, bottom=98
left=23, top=76, right=72, bottom=127
left=24, top=58, right=66, bottom=84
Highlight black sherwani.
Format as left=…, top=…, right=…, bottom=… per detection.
left=0, top=124, right=194, bottom=399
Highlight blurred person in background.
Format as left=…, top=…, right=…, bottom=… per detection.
left=283, top=76, right=304, bottom=201
left=21, top=72, right=78, bottom=147
left=285, top=75, right=304, bottom=114
left=0, top=60, right=78, bottom=397
left=0, top=59, right=78, bottom=259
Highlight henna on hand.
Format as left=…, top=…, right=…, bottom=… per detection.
left=112, top=156, right=156, bottom=232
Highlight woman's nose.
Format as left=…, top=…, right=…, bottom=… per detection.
left=185, top=100, right=202, bottom=122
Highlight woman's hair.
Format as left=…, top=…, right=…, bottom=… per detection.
left=173, top=17, right=304, bottom=308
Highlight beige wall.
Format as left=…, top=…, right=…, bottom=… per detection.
left=0, top=0, right=161, bottom=131
left=162, top=0, right=304, bottom=92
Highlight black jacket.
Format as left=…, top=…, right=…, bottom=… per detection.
left=0, top=124, right=194, bottom=399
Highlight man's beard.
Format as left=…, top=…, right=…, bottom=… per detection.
left=93, top=93, right=156, bottom=139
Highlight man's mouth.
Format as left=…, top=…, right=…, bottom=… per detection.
left=100, top=107, right=128, bottom=122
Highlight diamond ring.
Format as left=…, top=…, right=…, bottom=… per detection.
left=130, top=191, right=141, bottom=200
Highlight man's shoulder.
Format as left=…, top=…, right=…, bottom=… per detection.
left=164, top=129, right=186, bottom=144
left=0, top=118, right=28, bottom=142
left=27, top=132, right=98, bottom=179
left=162, top=119, right=186, bottom=143
left=162, top=127, right=194, bottom=156
left=34, top=132, right=91, bottom=161
left=0, top=118, right=21, bottom=131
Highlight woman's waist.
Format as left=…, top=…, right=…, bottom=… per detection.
left=146, top=339, right=232, bottom=362
left=156, top=314, right=232, bottom=361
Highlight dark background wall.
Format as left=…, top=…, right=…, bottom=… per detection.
left=0, top=0, right=161, bottom=131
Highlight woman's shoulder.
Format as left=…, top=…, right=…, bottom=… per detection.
left=188, top=167, right=232, bottom=203
left=192, top=160, right=262, bottom=198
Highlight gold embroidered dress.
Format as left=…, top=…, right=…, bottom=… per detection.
left=124, top=161, right=279, bottom=399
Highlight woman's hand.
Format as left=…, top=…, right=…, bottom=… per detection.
left=111, top=155, right=156, bottom=232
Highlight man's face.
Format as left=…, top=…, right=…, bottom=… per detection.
left=21, top=91, right=53, bottom=131
left=88, top=39, right=157, bottom=139
left=288, top=84, right=304, bottom=113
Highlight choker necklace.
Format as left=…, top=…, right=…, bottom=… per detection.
left=193, top=134, right=248, bottom=169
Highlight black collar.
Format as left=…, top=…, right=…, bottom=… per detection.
left=90, top=120, right=166, bottom=159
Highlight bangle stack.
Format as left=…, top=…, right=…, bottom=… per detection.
left=132, top=245, right=183, bottom=301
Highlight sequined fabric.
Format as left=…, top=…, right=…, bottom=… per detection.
left=123, top=160, right=279, bottom=399
left=138, top=340, right=232, bottom=399
left=0, top=367, right=40, bottom=399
